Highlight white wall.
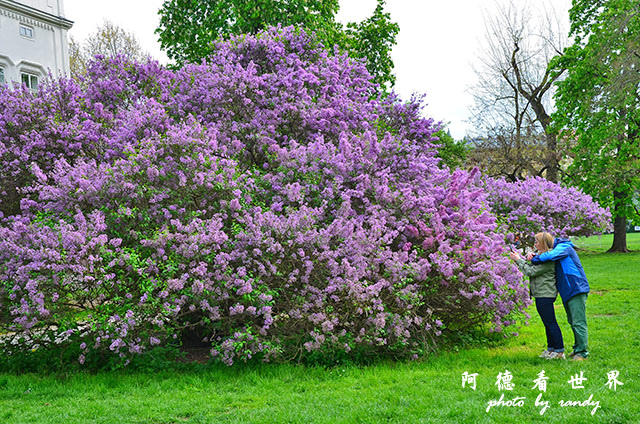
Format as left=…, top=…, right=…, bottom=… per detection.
left=15, top=0, right=65, bottom=17
left=0, top=0, right=72, bottom=85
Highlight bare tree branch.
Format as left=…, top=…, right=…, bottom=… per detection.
left=69, top=20, right=150, bottom=78
left=467, top=0, right=569, bottom=181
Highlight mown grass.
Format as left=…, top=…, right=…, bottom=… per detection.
left=1, top=234, right=638, bottom=423
left=573, top=231, right=640, bottom=252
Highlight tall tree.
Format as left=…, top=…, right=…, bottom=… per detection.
left=468, top=1, right=568, bottom=181
left=433, top=129, right=468, bottom=170
left=155, top=0, right=399, bottom=90
left=552, top=0, right=640, bottom=252
left=70, top=21, right=149, bottom=77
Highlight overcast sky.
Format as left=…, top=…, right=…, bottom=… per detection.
left=63, top=0, right=572, bottom=139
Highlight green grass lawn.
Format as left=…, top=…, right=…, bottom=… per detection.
left=573, top=231, right=640, bottom=252
left=1, top=234, right=638, bottom=423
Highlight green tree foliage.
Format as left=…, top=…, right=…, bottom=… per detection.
left=433, top=129, right=468, bottom=170
left=155, top=0, right=399, bottom=89
left=552, top=0, right=640, bottom=252
left=341, top=2, right=399, bottom=88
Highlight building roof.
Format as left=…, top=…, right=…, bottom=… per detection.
left=0, top=0, right=73, bottom=30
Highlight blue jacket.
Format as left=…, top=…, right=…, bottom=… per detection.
left=531, top=238, right=589, bottom=302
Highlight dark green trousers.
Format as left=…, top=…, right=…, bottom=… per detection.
left=563, top=293, right=589, bottom=358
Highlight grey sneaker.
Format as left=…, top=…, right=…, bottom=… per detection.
left=539, top=350, right=552, bottom=358
left=547, top=351, right=566, bottom=360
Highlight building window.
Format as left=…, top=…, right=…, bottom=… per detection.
left=0, top=67, right=5, bottom=84
left=20, top=24, right=34, bottom=39
left=21, top=73, right=38, bottom=90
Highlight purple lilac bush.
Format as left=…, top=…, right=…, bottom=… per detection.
left=0, top=27, right=530, bottom=365
left=485, top=176, right=612, bottom=247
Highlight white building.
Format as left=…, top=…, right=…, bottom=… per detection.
left=0, top=0, right=73, bottom=89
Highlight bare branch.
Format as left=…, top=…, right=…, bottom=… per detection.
left=467, top=0, right=569, bottom=181
left=68, top=20, right=151, bottom=79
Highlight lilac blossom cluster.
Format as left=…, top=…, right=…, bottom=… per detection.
left=0, top=27, right=529, bottom=365
left=485, top=176, right=612, bottom=247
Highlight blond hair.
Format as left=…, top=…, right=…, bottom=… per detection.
left=535, top=232, right=554, bottom=253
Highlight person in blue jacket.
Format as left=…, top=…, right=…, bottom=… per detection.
left=529, top=237, right=589, bottom=360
